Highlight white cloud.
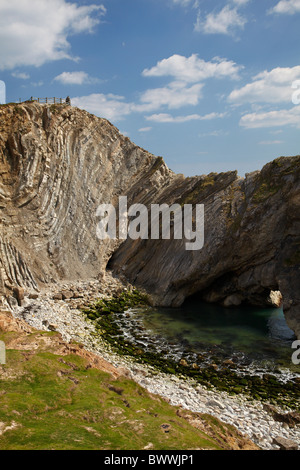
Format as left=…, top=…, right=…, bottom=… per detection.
left=54, top=71, right=100, bottom=85
left=230, top=65, right=300, bottom=131
left=0, top=0, right=106, bottom=70
left=72, top=93, right=132, bottom=121
left=270, top=0, right=300, bottom=14
left=142, top=54, right=242, bottom=82
left=173, top=0, right=250, bottom=36
left=12, top=71, right=30, bottom=79
left=240, top=106, right=300, bottom=128
left=228, top=66, right=300, bottom=104
left=72, top=90, right=227, bottom=124
left=72, top=82, right=205, bottom=122
left=172, top=0, right=200, bottom=7
left=194, top=5, right=247, bottom=35
left=31, top=81, right=44, bottom=87
left=270, top=129, right=283, bottom=134
left=232, top=0, right=251, bottom=5
left=139, top=55, right=241, bottom=116
left=138, top=127, right=152, bottom=132
left=145, top=112, right=226, bottom=123
left=199, top=129, right=229, bottom=137
left=136, top=81, right=204, bottom=111
left=172, top=0, right=193, bottom=5
left=72, top=54, right=236, bottom=123
left=259, top=140, right=284, bottom=145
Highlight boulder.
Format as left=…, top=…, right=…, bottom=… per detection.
left=273, top=436, right=298, bottom=451
left=13, top=287, right=24, bottom=306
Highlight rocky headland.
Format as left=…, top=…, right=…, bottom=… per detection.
left=0, top=102, right=299, bottom=450
left=0, top=102, right=299, bottom=337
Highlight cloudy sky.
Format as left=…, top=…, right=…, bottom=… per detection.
left=0, top=0, right=299, bottom=176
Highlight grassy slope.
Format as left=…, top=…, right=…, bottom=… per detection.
left=0, top=329, right=258, bottom=451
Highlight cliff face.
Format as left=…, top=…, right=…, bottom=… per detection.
left=0, top=102, right=177, bottom=289
left=109, top=157, right=300, bottom=338
left=0, top=103, right=299, bottom=338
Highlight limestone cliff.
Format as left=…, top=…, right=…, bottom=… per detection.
left=0, top=103, right=299, bottom=338
left=0, top=101, right=177, bottom=289
left=110, top=157, right=300, bottom=338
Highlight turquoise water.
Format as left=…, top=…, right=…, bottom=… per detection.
left=115, top=298, right=297, bottom=371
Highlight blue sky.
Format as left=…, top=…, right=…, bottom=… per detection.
left=0, top=0, right=299, bottom=176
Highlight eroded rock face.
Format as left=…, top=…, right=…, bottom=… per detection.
left=110, top=157, right=300, bottom=338
left=0, top=103, right=299, bottom=338
left=0, top=102, right=176, bottom=293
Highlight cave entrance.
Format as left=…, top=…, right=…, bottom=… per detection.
left=180, top=288, right=295, bottom=350
left=182, top=288, right=283, bottom=309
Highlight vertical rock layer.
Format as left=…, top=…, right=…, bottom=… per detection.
left=0, top=102, right=176, bottom=292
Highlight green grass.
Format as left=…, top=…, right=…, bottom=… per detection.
left=252, top=156, right=300, bottom=204
left=252, top=181, right=281, bottom=203
left=0, top=333, right=240, bottom=450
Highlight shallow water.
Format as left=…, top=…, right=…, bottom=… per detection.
left=114, top=299, right=297, bottom=373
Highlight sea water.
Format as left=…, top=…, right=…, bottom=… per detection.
left=113, top=298, right=297, bottom=374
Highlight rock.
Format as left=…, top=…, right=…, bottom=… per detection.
left=179, top=359, right=188, bottom=367
left=0, top=310, right=33, bottom=333
left=116, top=367, right=132, bottom=379
left=13, top=287, right=24, bottom=306
left=273, top=436, right=299, bottom=451
left=52, top=294, right=63, bottom=301
left=160, top=423, right=171, bottom=433
left=28, top=293, right=39, bottom=299
left=222, top=359, right=235, bottom=367
left=61, top=290, right=74, bottom=300
left=288, top=412, right=300, bottom=426
left=223, top=294, right=243, bottom=307
left=0, top=102, right=175, bottom=309
left=0, top=103, right=299, bottom=339
left=143, top=443, right=154, bottom=450
left=7, top=296, right=18, bottom=308
left=206, top=399, right=225, bottom=410
left=72, top=291, right=84, bottom=299
left=269, top=290, right=283, bottom=307
left=264, top=404, right=300, bottom=427
left=108, top=157, right=300, bottom=340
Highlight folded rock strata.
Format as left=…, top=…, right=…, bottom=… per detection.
left=0, top=103, right=299, bottom=338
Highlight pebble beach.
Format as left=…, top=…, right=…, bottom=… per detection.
left=9, top=274, right=300, bottom=451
